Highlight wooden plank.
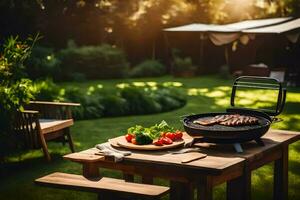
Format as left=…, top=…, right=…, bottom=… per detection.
left=64, top=152, right=104, bottom=163
left=40, top=119, right=73, bottom=134
left=35, top=172, right=169, bottom=198
left=30, top=101, right=81, bottom=106
left=273, top=145, right=288, bottom=200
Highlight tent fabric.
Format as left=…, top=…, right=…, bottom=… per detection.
left=163, top=17, right=291, bottom=33
left=286, top=32, right=300, bottom=43
left=209, top=33, right=240, bottom=45
left=243, top=18, right=300, bottom=34
left=163, top=23, right=238, bottom=33
left=164, top=17, right=291, bottom=45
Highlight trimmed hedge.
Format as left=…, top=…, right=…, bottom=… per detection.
left=58, top=43, right=129, bottom=80
left=33, top=80, right=187, bottom=120
left=129, top=59, right=166, bottom=77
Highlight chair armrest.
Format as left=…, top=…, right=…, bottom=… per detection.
left=26, top=101, right=80, bottom=120
left=29, top=101, right=81, bottom=107
left=21, top=110, right=39, bottom=114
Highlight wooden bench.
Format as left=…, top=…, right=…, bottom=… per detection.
left=14, top=101, right=80, bottom=161
left=35, top=172, right=169, bottom=200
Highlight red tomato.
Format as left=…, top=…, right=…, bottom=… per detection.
left=162, top=137, right=173, bottom=145
left=131, top=138, right=137, bottom=145
left=165, top=132, right=176, bottom=141
left=153, top=138, right=163, bottom=146
left=125, top=134, right=133, bottom=142
left=175, top=131, right=183, bottom=140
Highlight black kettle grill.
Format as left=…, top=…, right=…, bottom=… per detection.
left=183, top=76, right=287, bottom=152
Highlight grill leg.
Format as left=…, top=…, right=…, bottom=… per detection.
left=233, top=143, right=243, bottom=153
left=255, top=138, right=265, bottom=146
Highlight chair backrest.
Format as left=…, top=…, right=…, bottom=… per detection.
left=25, top=103, right=71, bottom=120
left=14, top=111, right=41, bottom=149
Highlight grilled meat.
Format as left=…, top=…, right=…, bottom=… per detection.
left=194, top=114, right=259, bottom=126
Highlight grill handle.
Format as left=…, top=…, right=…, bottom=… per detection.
left=231, top=76, right=286, bottom=116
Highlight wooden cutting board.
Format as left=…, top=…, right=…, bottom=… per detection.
left=109, top=136, right=185, bottom=151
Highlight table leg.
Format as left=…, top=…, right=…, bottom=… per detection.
left=142, top=175, right=154, bottom=184
left=197, top=177, right=213, bottom=200
left=170, top=181, right=194, bottom=200
left=123, top=173, right=134, bottom=182
left=227, top=169, right=251, bottom=200
left=83, top=163, right=100, bottom=178
left=274, top=145, right=288, bottom=200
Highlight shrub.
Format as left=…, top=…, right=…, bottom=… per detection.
left=32, top=79, right=63, bottom=101
left=120, top=87, right=162, bottom=114
left=26, top=45, right=61, bottom=80
left=129, top=59, right=166, bottom=77
left=58, top=42, right=129, bottom=80
left=30, top=80, right=186, bottom=120
left=173, top=56, right=197, bottom=73
left=100, top=95, right=129, bottom=117
left=151, top=87, right=186, bottom=111
left=0, top=35, right=38, bottom=161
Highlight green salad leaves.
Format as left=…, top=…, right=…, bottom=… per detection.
left=127, top=120, right=175, bottom=145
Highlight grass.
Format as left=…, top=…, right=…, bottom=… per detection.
left=1, top=75, right=300, bottom=200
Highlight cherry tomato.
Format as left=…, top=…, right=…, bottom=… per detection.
left=162, top=137, right=173, bottom=145
left=153, top=138, right=163, bottom=146
left=131, top=138, right=137, bottom=145
left=125, top=134, right=134, bottom=142
left=175, top=131, right=183, bottom=140
left=165, top=132, right=176, bottom=141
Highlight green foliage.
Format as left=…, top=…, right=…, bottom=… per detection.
left=120, top=86, right=162, bottom=114
left=32, top=80, right=186, bottom=120
left=58, top=42, right=129, bottom=80
left=0, top=35, right=38, bottom=161
left=32, top=79, right=63, bottom=101
left=26, top=46, right=60, bottom=80
left=100, top=95, right=129, bottom=117
left=173, top=56, right=196, bottom=73
left=129, top=59, right=166, bottom=78
left=0, top=35, right=38, bottom=115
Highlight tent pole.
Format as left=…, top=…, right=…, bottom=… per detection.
left=199, top=33, right=204, bottom=72
left=163, top=32, right=173, bottom=74
left=225, top=44, right=230, bottom=67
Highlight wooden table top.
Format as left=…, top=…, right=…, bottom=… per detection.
left=64, top=129, right=300, bottom=176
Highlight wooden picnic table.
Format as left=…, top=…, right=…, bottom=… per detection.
left=64, top=129, right=300, bottom=200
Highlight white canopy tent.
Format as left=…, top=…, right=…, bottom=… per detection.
left=163, top=17, right=295, bottom=68
left=164, top=17, right=291, bottom=45
left=243, top=18, right=300, bottom=43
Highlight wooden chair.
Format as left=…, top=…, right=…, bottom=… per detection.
left=14, top=101, right=80, bottom=161
left=35, top=172, right=169, bottom=200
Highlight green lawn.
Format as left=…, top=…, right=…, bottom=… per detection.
left=1, top=75, right=300, bottom=200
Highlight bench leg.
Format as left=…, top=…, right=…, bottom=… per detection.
left=142, top=175, right=154, bottom=184
left=123, top=173, right=134, bottom=182
left=65, top=128, right=75, bottom=153
left=38, top=132, right=51, bottom=162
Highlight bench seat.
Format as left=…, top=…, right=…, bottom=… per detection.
left=39, top=119, right=74, bottom=134
left=35, top=172, right=169, bottom=199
